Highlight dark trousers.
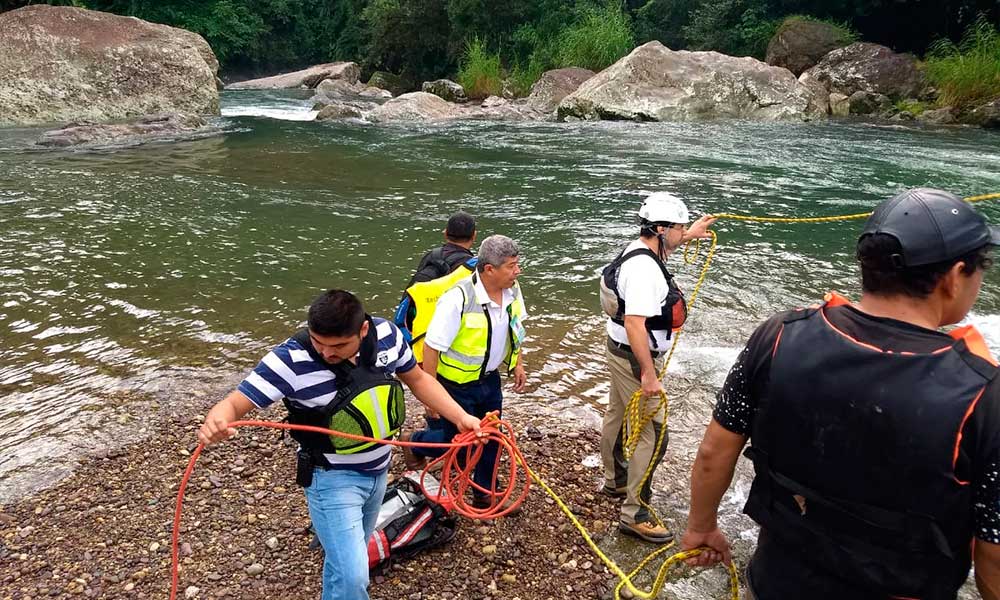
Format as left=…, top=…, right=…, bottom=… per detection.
left=410, top=371, right=502, bottom=496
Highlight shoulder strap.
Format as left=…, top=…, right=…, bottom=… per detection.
left=617, top=247, right=671, bottom=282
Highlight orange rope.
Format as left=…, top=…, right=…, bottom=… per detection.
left=169, top=413, right=528, bottom=600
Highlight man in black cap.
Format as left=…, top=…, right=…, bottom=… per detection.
left=407, top=211, right=477, bottom=286
left=680, top=188, right=1000, bottom=599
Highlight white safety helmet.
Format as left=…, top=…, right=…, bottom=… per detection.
left=638, top=192, right=689, bottom=225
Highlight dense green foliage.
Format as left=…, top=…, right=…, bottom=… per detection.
left=3, top=0, right=998, bottom=94
left=926, top=16, right=1000, bottom=109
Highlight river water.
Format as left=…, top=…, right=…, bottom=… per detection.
left=2, top=90, right=1000, bottom=591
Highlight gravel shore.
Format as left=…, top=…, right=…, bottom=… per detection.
left=0, top=392, right=727, bottom=600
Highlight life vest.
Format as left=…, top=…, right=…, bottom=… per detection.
left=435, top=273, right=526, bottom=385
left=394, top=257, right=478, bottom=363
left=283, top=317, right=406, bottom=463
left=743, top=292, right=998, bottom=599
left=600, top=246, right=687, bottom=339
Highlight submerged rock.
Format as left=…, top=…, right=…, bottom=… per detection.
left=558, top=41, right=826, bottom=122
left=0, top=5, right=219, bottom=126
left=36, top=113, right=212, bottom=147
left=227, top=62, right=360, bottom=90
left=369, top=92, right=460, bottom=122
left=316, top=103, right=365, bottom=121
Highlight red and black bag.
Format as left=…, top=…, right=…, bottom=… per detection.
left=367, top=473, right=457, bottom=572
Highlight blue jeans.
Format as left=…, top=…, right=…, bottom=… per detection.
left=304, top=467, right=388, bottom=600
left=410, top=371, right=503, bottom=496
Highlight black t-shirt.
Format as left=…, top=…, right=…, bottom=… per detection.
left=715, top=304, right=1000, bottom=597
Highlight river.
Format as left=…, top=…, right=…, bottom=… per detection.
left=2, top=90, right=1000, bottom=594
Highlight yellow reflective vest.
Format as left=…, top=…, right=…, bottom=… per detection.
left=399, top=259, right=477, bottom=363
left=436, top=274, right=526, bottom=385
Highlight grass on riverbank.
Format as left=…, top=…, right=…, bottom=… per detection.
left=457, top=37, right=504, bottom=99
left=926, top=16, right=1000, bottom=109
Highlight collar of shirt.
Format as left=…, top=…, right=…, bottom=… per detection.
left=472, top=275, right=515, bottom=310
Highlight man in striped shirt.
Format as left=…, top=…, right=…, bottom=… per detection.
left=198, top=289, right=481, bottom=600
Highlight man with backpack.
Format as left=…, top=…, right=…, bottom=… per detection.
left=599, top=192, right=715, bottom=543
left=407, top=211, right=477, bottom=286
left=197, top=289, right=482, bottom=600
left=395, top=212, right=478, bottom=467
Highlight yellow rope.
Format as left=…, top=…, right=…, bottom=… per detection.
left=601, top=191, right=1000, bottom=599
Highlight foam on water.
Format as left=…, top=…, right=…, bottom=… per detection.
left=221, top=107, right=319, bottom=121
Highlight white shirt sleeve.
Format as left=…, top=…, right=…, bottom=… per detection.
left=424, top=286, right=465, bottom=353
left=618, top=255, right=668, bottom=317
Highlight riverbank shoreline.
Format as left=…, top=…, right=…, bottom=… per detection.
left=0, top=386, right=737, bottom=600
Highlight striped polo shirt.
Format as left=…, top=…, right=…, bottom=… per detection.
left=237, top=317, right=417, bottom=472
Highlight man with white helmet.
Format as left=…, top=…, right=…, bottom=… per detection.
left=599, top=192, right=716, bottom=542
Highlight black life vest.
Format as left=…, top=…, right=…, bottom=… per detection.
left=601, top=246, right=687, bottom=339
left=743, top=293, right=998, bottom=599
left=284, top=316, right=406, bottom=465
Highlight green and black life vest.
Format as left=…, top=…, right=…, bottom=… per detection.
left=743, top=292, right=998, bottom=599
left=284, top=316, right=406, bottom=464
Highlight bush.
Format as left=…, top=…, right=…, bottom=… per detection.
left=926, top=15, right=1000, bottom=109
left=555, top=1, right=635, bottom=71
left=894, top=99, right=929, bottom=116
left=457, top=37, right=504, bottom=98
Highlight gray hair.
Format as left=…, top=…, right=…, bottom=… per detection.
left=477, top=234, right=519, bottom=272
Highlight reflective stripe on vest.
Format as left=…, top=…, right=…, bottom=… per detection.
left=328, top=381, right=404, bottom=454
left=436, top=275, right=525, bottom=385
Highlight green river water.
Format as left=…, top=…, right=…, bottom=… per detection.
left=3, top=89, right=1000, bottom=593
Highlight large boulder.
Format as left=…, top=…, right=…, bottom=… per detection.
left=0, top=5, right=219, bottom=126
left=368, top=92, right=460, bottom=122
left=367, top=71, right=409, bottom=97
left=801, top=42, right=926, bottom=99
left=961, top=100, right=1000, bottom=129
left=558, top=42, right=827, bottom=122
left=526, top=68, right=595, bottom=113
left=421, top=79, right=468, bottom=103
left=227, top=62, right=360, bottom=90
left=36, top=113, right=211, bottom=147
left=766, top=17, right=852, bottom=76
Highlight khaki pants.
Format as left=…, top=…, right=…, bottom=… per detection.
left=600, top=343, right=668, bottom=525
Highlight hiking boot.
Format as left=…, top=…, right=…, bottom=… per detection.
left=398, top=432, right=426, bottom=470
left=598, top=483, right=627, bottom=498
left=618, top=520, right=674, bottom=543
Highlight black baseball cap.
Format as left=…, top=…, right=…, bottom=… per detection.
left=859, top=188, right=1000, bottom=267
left=445, top=211, right=476, bottom=239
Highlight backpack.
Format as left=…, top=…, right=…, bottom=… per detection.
left=393, top=257, right=478, bottom=362
left=366, top=472, right=457, bottom=572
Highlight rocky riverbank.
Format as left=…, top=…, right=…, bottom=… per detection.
left=0, top=387, right=736, bottom=600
